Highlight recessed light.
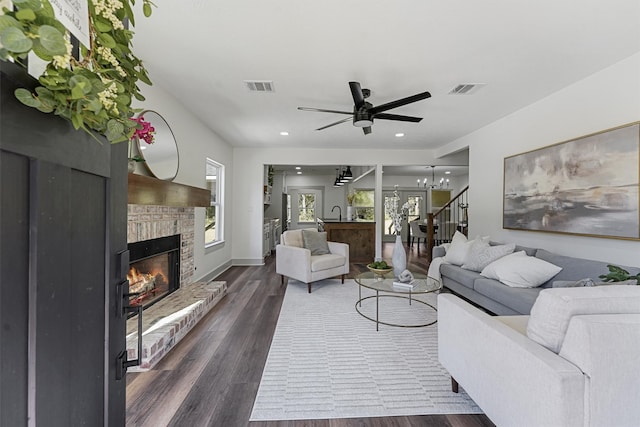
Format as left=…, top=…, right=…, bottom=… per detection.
left=395, top=133, right=405, bottom=137
left=280, top=131, right=289, bottom=136
left=140, top=146, right=147, bottom=150
left=445, top=171, right=451, bottom=175
left=297, top=171, right=302, bottom=175
left=295, top=166, right=301, bottom=170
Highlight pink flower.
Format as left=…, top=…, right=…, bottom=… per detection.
left=130, top=116, right=156, bottom=144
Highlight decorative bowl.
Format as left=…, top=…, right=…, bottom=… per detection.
left=367, top=265, right=393, bottom=279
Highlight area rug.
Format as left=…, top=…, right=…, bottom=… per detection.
left=249, top=279, right=482, bottom=421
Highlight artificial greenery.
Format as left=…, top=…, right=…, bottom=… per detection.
left=599, top=264, right=640, bottom=285
left=0, top=0, right=154, bottom=143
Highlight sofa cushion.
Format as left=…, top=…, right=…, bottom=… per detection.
left=495, top=315, right=529, bottom=336
left=534, top=249, right=640, bottom=288
left=480, top=251, right=562, bottom=288
left=526, top=285, right=640, bottom=353
left=462, top=241, right=516, bottom=272
left=310, top=254, right=345, bottom=272
left=302, top=230, right=330, bottom=255
left=474, top=278, right=542, bottom=314
left=552, top=278, right=638, bottom=288
left=441, top=264, right=481, bottom=290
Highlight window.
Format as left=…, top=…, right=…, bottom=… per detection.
left=351, top=189, right=374, bottom=220
left=407, top=195, right=423, bottom=221
left=297, top=193, right=315, bottom=223
left=205, top=158, right=224, bottom=247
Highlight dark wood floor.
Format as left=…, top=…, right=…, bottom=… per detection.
left=125, top=242, right=495, bottom=427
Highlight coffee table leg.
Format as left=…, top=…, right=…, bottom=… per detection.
left=376, top=290, right=379, bottom=331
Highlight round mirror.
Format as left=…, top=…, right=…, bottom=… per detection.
left=136, top=110, right=179, bottom=181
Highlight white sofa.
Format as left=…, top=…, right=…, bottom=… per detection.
left=276, top=229, right=349, bottom=293
left=438, top=286, right=640, bottom=427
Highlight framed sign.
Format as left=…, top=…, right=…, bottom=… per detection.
left=50, top=0, right=90, bottom=48
left=503, top=122, right=640, bottom=240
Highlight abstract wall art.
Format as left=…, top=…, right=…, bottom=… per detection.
left=503, top=122, right=640, bottom=239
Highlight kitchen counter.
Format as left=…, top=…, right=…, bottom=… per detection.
left=317, top=219, right=375, bottom=263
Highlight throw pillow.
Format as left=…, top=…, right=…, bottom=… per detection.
left=301, top=230, right=330, bottom=255
left=462, top=242, right=516, bottom=272
left=443, top=231, right=473, bottom=266
left=480, top=251, right=562, bottom=288
left=526, top=285, right=640, bottom=353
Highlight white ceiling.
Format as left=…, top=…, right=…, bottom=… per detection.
left=133, top=0, right=640, bottom=151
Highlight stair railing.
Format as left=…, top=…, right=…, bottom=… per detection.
left=426, top=185, right=469, bottom=262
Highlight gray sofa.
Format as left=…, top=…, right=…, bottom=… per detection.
left=433, top=244, right=640, bottom=315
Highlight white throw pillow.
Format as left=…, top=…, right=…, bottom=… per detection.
left=462, top=242, right=516, bottom=272
left=527, top=285, right=640, bottom=353
left=480, top=251, right=562, bottom=288
left=443, top=231, right=470, bottom=265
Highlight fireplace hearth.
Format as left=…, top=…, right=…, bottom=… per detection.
left=127, top=234, right=180, bottom=310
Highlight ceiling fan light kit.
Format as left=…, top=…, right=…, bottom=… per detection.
left=298, top=81, right=431, bottom=135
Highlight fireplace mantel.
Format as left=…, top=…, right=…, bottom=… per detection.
left=128, top=173, right=210, bottom=207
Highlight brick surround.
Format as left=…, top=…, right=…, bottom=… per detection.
left=127, top=204, right=195, bottom=287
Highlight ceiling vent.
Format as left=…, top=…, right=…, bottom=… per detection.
left=245, top=80, right=275, bottom=92
left=448, top=83, right=485, bottom=95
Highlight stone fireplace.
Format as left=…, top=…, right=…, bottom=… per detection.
left=127, top=204, right=195, bottom=288
left=127, top=234, right=180, bottom=309
left=125, top=176, right=226, bottom=371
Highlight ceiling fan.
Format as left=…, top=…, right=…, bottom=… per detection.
left=298, top=81, right=431, bottom=135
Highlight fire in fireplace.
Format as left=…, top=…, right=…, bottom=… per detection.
left=127, top=234, right=180, bottom=309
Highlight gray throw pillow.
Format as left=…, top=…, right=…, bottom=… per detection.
left=302, top=230, right=330, bottom=255
left=462, top=242, right=516, bottom=272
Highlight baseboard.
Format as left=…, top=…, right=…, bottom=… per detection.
left=194, top=260, right=233, bottom=283
left=232, top=258, right=266, bottom=266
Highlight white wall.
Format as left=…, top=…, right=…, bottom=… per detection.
left=441, top=52, right=640, bottom=267
left=134, top=83, right=235, bottom=280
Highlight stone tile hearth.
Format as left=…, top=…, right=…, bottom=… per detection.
left=126, top=280, right=227, bottom=371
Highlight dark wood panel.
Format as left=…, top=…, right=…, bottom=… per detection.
left=34, top=160, right=74, bottom=424
left=108, top=141, right=129, bottom=426
left=322, top=222, right=375, bottom=262
left=0, top=151, right=30, bottom=426
left=1, top=59, right=128, bottom=426
left=128, top=173, right=210, bottom=207
left=69, top=169, right=106, bottom=422
left=0, top=62, right=111, bottom=178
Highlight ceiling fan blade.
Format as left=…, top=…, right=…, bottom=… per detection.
left=316, top=116, right=353, bottom=131
left=373, top=113, right=423, bottom=123
left=349, top=81, right=365, bottom=108
left=363, top=126, right=372, bottom=135
left=298, top=107, right=353, bottom=115
left=369, top=91, right=431, bottom=114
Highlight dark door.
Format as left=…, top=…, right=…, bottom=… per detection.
left=1, top=62, right=128, bottom=425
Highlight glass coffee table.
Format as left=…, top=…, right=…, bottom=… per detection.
left=355, top=271, right=441, bottom=331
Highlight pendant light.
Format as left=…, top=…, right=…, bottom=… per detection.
left=333, top=169, right=344, bottom=187
left=343, top=166, right=353, bottom=180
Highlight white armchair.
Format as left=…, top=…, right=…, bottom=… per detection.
left=276, top=229, right=349, bottom=293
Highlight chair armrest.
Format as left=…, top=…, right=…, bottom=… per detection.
left=438, top=294, right=584, bottom=427
left=328, top=241, right=349, bottom=259
left=276, top=244, right=311, bottom=283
